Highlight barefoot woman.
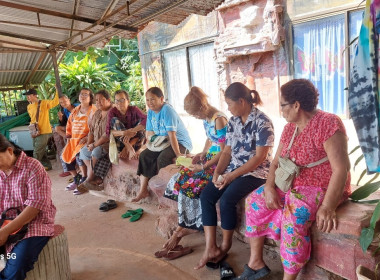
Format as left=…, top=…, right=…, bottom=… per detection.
left=195, top=82, right=274, bottom=269
left=157, top=86, right=228, bottom=255
left=134, top=87, right=192, bottom=202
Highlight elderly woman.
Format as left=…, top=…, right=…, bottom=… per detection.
left=195, top=82, right=274, bottom=270
left=61, top=88, right=97, bottom=195
left=0, top=135, right=56, bottom=279
left=234, top=79, right=351, bottom=280
left=134, top=87, right=192, bottom=202
left=78, top=90, right=113, bottom=192
left=106, top=89, right=147, bottom=160
left=155, top=86, right=228, bottom=258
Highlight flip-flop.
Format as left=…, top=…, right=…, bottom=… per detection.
left=121, top=208, right=143, bottom=219
left=206, top=254, right=228, bottom=269
left=220, top=261, right=235, bottom=280
left=163, top=246, right=193, bottom=260
left=99, top=199, right=117, bottom=212
left=130, top=210, right=143, bottom=222
left=154, top=245, right=183, bottom=258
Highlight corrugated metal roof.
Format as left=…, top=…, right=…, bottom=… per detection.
left=0, top=0, right=224, bottom=88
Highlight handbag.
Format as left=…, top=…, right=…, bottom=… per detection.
left=146, top=135, right=170, bottom=152
left=275, top=126, right=328, bottom=192
left=28, top=100, right=41, bottom=138
left=0, top=208, right=29, bottom=244
left=109, top=134, right=119, bottom=165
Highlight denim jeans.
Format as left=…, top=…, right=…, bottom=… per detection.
left=200, top=175, right=266, bottom=230
left=0, top=236, right=49, bottom=280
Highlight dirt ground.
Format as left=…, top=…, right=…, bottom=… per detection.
left=49, top=160, right=283, bottom=280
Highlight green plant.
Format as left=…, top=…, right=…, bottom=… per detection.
left=349, top=145, right=380, bottom=252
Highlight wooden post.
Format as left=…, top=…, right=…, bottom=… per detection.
left=50, top=51, right=63, bottom=98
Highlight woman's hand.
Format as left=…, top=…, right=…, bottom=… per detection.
left=79, top=137, right=87, bottom=145
left=124, top=129, right=137, bottom=139
left=264, top=185, right=283, bottom=210
left=316, top=204, right=337, bottom=233
left=192, top=152, right=206, bottom=164
left=87, top=143, right=95, bottom=151
left=112, top=130, right=124, bottom=137
left=214, top=172, right=234, bottom=190
left=58, top=111, right=63, bottom=121
left=189, top=164, right=203, bottom=173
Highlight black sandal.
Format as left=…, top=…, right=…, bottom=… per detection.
left=99, top=199, right=117, bottom=212
left=220, top=261, right=235, bottom=280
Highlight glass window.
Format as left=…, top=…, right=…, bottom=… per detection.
left=349, top=10, right=364, bottom=71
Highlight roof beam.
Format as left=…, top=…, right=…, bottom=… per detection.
left=102, top=0, right=121, bottom=19
left=54, top=0, right=139, bottom=49
left=0, top=31, right=86, bottom=51
left=0, top=69, right=48, bottom=73
left=0, top=20, right=95, bottom=33
left=0, top=0, right=137, bottom=32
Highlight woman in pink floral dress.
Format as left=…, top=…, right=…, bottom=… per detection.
left=234, top=79, right=351, bottom=280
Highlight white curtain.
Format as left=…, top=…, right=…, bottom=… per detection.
left=163, top=49, right=189, bottom=114
left=189, top=43, right=220, bottom=108
left=293, top=14, right=346, bottom=116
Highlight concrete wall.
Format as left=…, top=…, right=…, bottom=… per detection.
left=137, top=0, right=369, bottom=183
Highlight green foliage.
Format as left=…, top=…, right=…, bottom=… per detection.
left=0, top=90, right=26, bottom=117
left=60, top=37, right=144, bottom=110
left=349, top=145, right=380, bottom=252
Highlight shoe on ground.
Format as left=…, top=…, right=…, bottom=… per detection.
left=65, top=181, right=77, bottom=191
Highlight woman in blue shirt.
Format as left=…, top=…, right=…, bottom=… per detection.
left=194, top=82, right=274, bottom=270
left=134, top=87, right=192, bottom=202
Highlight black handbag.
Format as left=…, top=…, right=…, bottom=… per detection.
left=0, top=208, right=29, bottom=244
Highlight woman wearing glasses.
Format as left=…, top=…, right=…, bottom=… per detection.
left=106, top=90, right=147, bottom=160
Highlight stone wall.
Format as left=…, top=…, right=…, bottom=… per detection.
left=215, top=0, right=288, bottom=117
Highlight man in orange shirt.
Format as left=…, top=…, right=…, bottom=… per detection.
left=24, top=88, right=59, bottom=170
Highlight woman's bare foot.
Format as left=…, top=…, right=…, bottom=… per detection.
left=132, top=190, right=149, bottom=202
left=194, top=246, right=222, bottom=270
left=163, top=229, right=182, bottom=250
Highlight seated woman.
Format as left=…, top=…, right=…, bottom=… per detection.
left=61, top=88, right=97, bottom=195
left=78, top=90, right=113, bottom=192
left=156, top=86, right=228, bottom=257
left=106, top=90, right=147, bottom=160
left=134, top=87, right=192, bottom=202
left=235, top=79, right=351, bottom=280
left=195, top=82, right=274, bottom=269
left=0, top=134, right=56, bottom=280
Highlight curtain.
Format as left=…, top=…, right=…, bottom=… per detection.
left=163, top=49, right=189, bottom=114
left=189, top=43, right=219, bottom=108
left=293, top=15, right=346, bottom=116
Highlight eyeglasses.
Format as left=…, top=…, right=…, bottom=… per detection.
left=115, top=98, right=126, bottom=104
left=280, top=103, right=292, bottom=107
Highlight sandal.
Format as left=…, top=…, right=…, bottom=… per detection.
left=99, top=200, right=118, bottom=212
left=154, top=245, right=183, bottom=258
left=130, top=209, right=144, bottom=222
left=234, top=264, right=270, bottom=280
left=206, top=254, right=228, bottom=269
left=220, top=261, right=235, bottom=280
left=121, top=208, right=143, bottom=219
left=163, top=246, right=193, bottom=260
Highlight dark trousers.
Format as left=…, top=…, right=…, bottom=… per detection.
left=0, top=236, right=49, bottom=280
left=137, top=145, right=186, bottom=178
left=200, top=175, right=266, bottom=230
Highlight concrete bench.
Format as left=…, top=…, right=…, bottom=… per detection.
left=103, top=159, right=157, bottom=204
left=103, top=162, right=380, bottom=279
left=26, top=224, right=71, bottom=280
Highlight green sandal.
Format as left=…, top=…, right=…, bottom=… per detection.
left=121, top=208, right=143, bottom=219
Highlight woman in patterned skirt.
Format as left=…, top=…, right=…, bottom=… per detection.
left=156, top=86, right=227, bottom=258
